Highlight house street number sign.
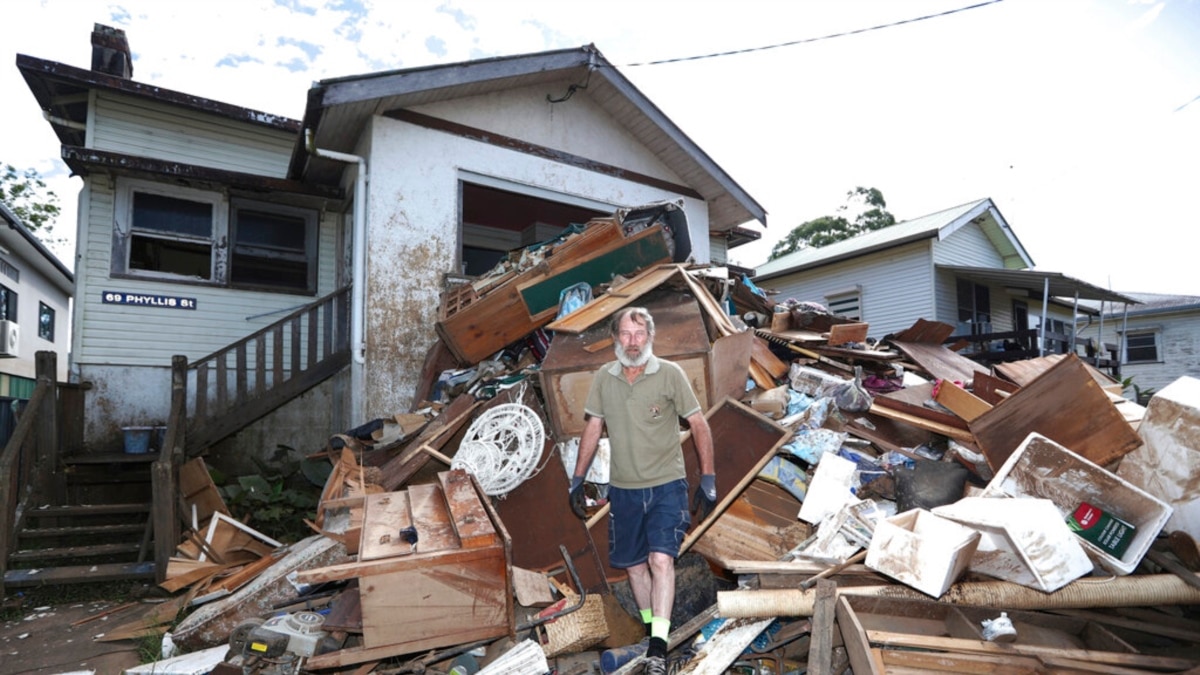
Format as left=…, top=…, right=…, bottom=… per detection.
left=103, top=290, right=198, bottom=310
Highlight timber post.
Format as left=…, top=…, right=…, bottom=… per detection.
left=33, top=351, right=59, bottom=504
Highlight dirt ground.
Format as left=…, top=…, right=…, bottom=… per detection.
left=1, top=599, right=146, bottom=675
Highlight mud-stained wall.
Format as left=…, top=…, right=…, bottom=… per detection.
left=362, top=114, right=710, bottom=418
left=78, top=363, right=348, bottom=462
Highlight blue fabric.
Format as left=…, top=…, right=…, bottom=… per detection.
left=607, top=478, right=689, bottom=568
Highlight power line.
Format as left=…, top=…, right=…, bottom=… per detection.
left=617, top=0, right=1006, bottom=68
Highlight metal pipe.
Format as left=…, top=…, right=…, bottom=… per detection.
left=305, top=128, right=367, bottom=422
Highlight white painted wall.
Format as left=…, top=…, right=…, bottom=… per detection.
left=758, top=240, right=936, bottom=340
left=361, top=113, right=711, bottom=416
left=412, top=84, right=688, bottom=184
left=1079, top=309, right=1200, bottom=394
left=0, top=248, right=71, bottom=382
left=92, top=92, right=294, bottom=176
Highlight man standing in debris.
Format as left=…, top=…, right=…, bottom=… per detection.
left=569, top=306, right=716, bottom=675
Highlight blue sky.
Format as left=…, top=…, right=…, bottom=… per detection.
left=4, top=0, right=1199, bottom=294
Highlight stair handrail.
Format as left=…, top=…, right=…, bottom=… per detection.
left=0, top=375, right=52, bottom=596
left=185, top=285, right=351, bottom=452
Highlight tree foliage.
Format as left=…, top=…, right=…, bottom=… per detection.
left=769, top=186, right=896, bottom=260
left=1, top=163, right=62, bottom=243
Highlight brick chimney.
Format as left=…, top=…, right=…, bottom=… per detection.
left=91, top=23, right=133, bottom=79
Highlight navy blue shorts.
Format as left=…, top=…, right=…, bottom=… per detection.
left=607, top=478, right=690, bottom=569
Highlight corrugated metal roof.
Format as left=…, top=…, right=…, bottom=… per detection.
left=755, top=198, right=1001, bottom=279
left=289, top=45, right=766, bottom=233
left=938, top=265, right=1140, bottom=305
left=1089, top=291, right=1200, bottom=316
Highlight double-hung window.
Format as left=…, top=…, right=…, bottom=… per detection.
left=116, top=179, right=317, bottom=294
left=1124, top=329, right=1160, bottom=364
left=230, top=199, right=317, bottom=293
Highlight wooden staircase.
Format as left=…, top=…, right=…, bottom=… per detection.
left=1, top=287, right=352, bottom=594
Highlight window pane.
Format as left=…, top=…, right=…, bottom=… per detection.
left=235, top=210, right=306, bottom=250
left=38, top=303, right=54, bottom=341
left=133, top=192, right=213, bottom=238
left=130, top=234, right=213, bottom=279
left=0, top=285, right=16, bottom=322
left=1126, top=332, right=1158, bottom=362
left=231, top=206, right=311, bottom=291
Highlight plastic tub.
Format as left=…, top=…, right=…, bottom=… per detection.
left=122, top=426, right=154, bottom=454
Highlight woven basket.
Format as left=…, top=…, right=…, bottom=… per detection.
left=537, top=581, right=609, bottom=657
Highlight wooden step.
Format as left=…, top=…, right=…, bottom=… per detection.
left=3, top=561, right=156, bottom=587
left=20, top=523, right=148, bottom=538
left=9, top=542, right=143, bottom=563
left=61, top=452, right=159, bottom=465
left=26, top=503, right=152, bottom=518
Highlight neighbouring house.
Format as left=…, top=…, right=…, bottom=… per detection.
left=1077, top=292, right=1200, bottom=400
left=0, top=202, right=73, bottom=443
left=16, top=25, right=766, bottom=465
left=751, top=198, right=1138, bottom=368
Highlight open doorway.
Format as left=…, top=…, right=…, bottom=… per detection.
left=458, top=181, right=608, bottom=277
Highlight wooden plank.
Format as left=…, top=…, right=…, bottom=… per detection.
left=681, top=398, right=792, bottom=547
left=934, top=380, right=992, bottom=422
left=178, top=457, right=228, bottom=524
left=439, top=470, right=497, bottom=549
left=359, top=491, right=414, bottom=561
left=827, top=322, right=869, bottom=346
left=970, top=354, right=1142, bottom=470
left=866, top=630, right=1199, bottom=671
left=891, top=318, right=956, bottom=344
left=873, top=381, right=971, bottom=430
left=889, top=340, right=991, bottom=383
left=691, top=481, right=809, bottom=568
left=512, top=566, right=555, bottom=606
left=808, top=579, right=838, bottom=675
left=378, top=395, right=481, bottom=490
left=836, top=595, right=886, bottom=675
left=751, top=335, right=789, bottom=380
left=710, top=328, right=754, bottom=404
left=677, top=617, right=775, bottom=675
left=408, top=483, right=460, bottom=553
left=972, top=371, right=1019, bottom=405
left=867, top=403, right=977, bottom=445
left=356, top=553, right=509, bottom=651
left=879, top=648, right=1045, bottom=673
left=544, top=264, right=684, bottom=333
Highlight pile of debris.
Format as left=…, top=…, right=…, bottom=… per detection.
left=116, top=204, right=1199, bottom=674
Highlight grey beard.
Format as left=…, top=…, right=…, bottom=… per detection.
left=615, top=341, right=653, bottom=368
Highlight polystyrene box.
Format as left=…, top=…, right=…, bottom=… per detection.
left=934, top=496, right=1094, bottom=591
left=982, top=432, right=1172, bottom=575
left=866, top=508, right=981, bottom=597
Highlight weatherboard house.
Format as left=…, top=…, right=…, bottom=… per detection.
left=15, top=25, right=766, bottom=463
left=753, top=198, right=1138, bottom=368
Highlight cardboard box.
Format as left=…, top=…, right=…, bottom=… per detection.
left=934, top=496, right=1094, bottom=591
left=983, top=432, right=1173, bottom=575
left=865, top=509, right=981, bottom=597
left=538, top=289, right=750, bottom=438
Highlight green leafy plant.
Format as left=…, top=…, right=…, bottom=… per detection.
left=215, top=445, right=322, bottom=544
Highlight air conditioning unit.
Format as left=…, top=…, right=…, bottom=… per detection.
left=0, top=320, right=19, bottom=357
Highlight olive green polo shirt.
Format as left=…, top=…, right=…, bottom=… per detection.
left=583, top=355, right=703, bottom=489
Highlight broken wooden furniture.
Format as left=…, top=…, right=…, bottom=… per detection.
left=836, top=594, right=1200, bottom=674
left=436, top=217, right=672, bottom=365
left=297, top=470, right=513, bottom=669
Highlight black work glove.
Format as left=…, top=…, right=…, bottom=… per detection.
left=569, top=476, right=588, bottom=520
left=691, top=474, right=717, bottom=522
